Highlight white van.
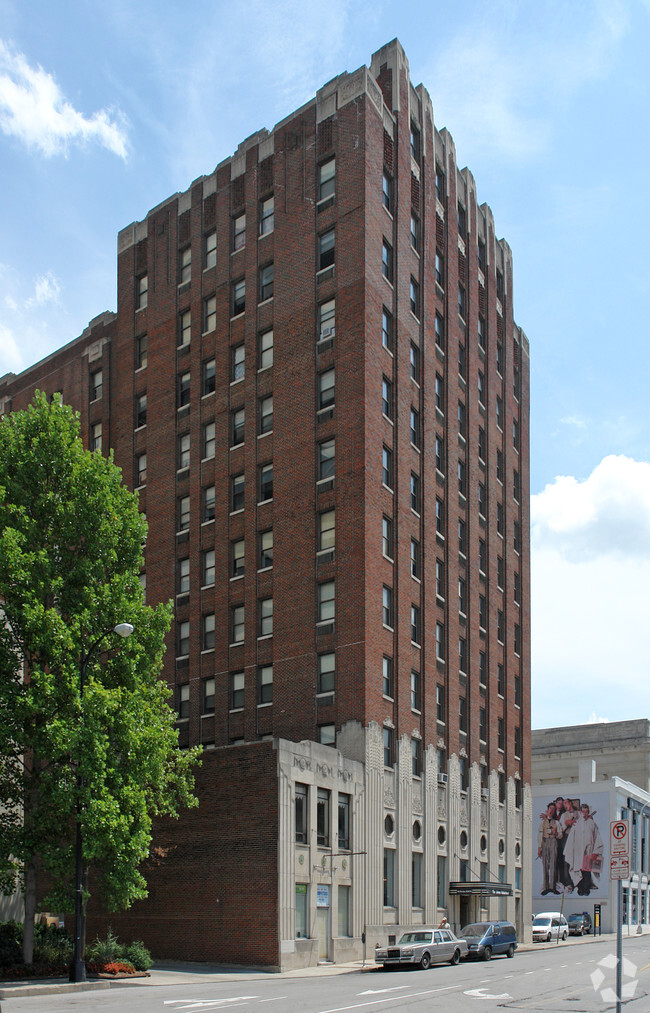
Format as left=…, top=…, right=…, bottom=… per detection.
left=532, top=912, right=568, bottom=942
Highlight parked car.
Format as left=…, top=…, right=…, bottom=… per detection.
left=567, top=912, right=592, bottom=935
left=532, top=913, right=568, bottom=942
left=375, top=928, right=468, bottom=969
left=460, top=921, right=517, bottom=960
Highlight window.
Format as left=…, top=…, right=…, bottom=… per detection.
left=515, top=673, right=522, bottom=707
left=231, top=473, right=245, bottom=512
left=259, top=463, right=273, bottom=502
left=458, top=285, right=466, bottom=320
left=177, top=620, right=190, bottom=658
left=136, top=274, right=148, bottom=309
left=436, top=621, right=445, bottom=661
left=478, top=482, right=486, bottom=518
left=410, top=537, right=421, bottom=579
left=204, top=230, right=216, bottom=270
left=135, top=392, right=147, bottom=429
left=412, top=738, right=422, bottom=778
left=91, top=422, right=102, bottom=452
left=383, top=726, right=394, bottom=768
left=382, top=656, right=393, bottom=698
left=435, top=163, right=445, bottom=200
left=411, top=669, right=421, bottom=711
left=411, top=604, right=421, bottom=645
left=318, top=368, right=335, bottom=410
left=319, top=724, right=336, bottom=746
left=435, top=251, right=444, bottom=288
left=178, top=432, right=190, bottom=470
left=514, top=725, right=522, bottom=759
left=410, top=277, right=420, bottom=318
left=479, top=594, right=487, bottom=630
left=411, top=343, right=421, bottom=384
left=382, top=585, right=394, bottom=628
left=318, top=580, right=335, bottom=623
left=479, top=651, right=487, bottom=687
left=231, top=670, right=244, bottom=709
left=318, top=509, right=335, bottom=552
left=259, top=263, right=274, bottom=301
left=382, top=445, right=393, bottom=489
left=203, top=294, right=216, bottom=332
left=201, top=548, right=215, bottom=587
left=136, top=334, right=147, bottom=369
left=338, top=795, right=350, bottom=851
left=496, top=340, right=504, bottom=375
left=497, top=609, right=505, bottom=643
left=478, top=427, right=486, bottom=464
left=435, top=496, right=443, bottom=534
left=202, top=421, right=215, bottom=460
left=514, top=622, right=521, bottom=655
left=497, top=717, right=505, bottom=751
left=199, top=677, right=215, bottom=716
left=410, top=212, right=420, bottom=252
left=497, top=554, right=504, bottom=589
left=514, top=519, right=521, bottom=553
left=232, top=344, right=245, bottom=382
left=514, top=570, right=521, bottom=605
left=498, top=663, right=505, bottom=696
left=259, top=395, right=273, bottom=435
left=382, top=307, right=393, bottom=351
left=179, top=309, right=191, bottom=347
left=232, top=279, right=245, bottom=316
left=202, top=612, right=215, bottom=651
left=233, top=212, right=246, bottom=251
left=178, top=371, right=191, bottom=408
left=295, top=884, right=308, bottom=939
left=384, top=848, right=395, bottom=906
left=231, top=407, right=245, bottom=446
left=459, top=696, right=468, bottom=733
left=513, top=469, right=520, bottom=502
left=459, top=758, right=469, bottom=793
left=457, top=202, right=466, bottom=238
left=496, top=268, right=504, bottom=300
left=319, top=299, right=335, bottom=341
left=459, top=636, right=467, bottom=674
left=458, top=460, right=466, bottom=497
left=317, top=788, right=330, bottom=846
left=435, top=434, right=444, bottom=472
left=513, top=417, right=520, bottom=451
left=260, top=195, right=274, bottom=235
left=496, top=448, right=504, bottom=482
left=478, top=370, right=485, bottom=405
left=259, top=529, right=273, bottom=569
left=177, top=557, right=190, bottom=595
left=410, top=120, right=421, bottom=159
left=459, top=577, right=467, bottom=615
left=177, top=683, right=189, bottom=719
left=318, top=158, right=335, bottom=202
left=258, top=664, right=273, bottom=703
left=295, top=784, right=308, bottom=843
left=408, top=472, right=421, bottom=517
left=90, top=369, right=102, bottom=402
left=257, top=328, right=273, bottom=370
left=436, top=558, right=444, bottom=599
left=478, top=314, right=486, bottom=351
left=319, top=438, right=335, bottom=481
left=497, top=501, right=504, bottom=536
left=382, top=171, right=393, bottom=212
left=231, top=605, right=245, bottom=645
left=496, top=394, right=503, bottom=429
left=318, top=229, right=335, bottom=271
left=382, top=376, right=393, bottom=420
left=382, top=239, right=393, bottom=282
left=382, top=515, right=393, bottom=559
left=231, top=538, right=245, bottom=578
left=436, top=683, right=445, bottom=722
left=178, top=246, right=191, bottom=285
left=318, top=653, right=335, bottom=694
left=435, top=311, right=444, bottom=350
left=178, top=494, right=190, bottom=531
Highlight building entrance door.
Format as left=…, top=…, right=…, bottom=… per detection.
left=459, top=896, right=470, bottom=930
left=317, top=906, right=330, bottom=960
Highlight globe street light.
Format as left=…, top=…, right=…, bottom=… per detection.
left=70, top=623, right=133, bottom=983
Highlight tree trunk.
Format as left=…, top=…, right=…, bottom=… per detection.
left=22, top=855, right=37, bottom=965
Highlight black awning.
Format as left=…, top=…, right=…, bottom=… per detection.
left=449, top=881, right=513, bottom=897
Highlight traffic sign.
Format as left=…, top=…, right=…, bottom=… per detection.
left=610, top=820, right=630, bottom=857
left=610, top=855, right=629, bottom=880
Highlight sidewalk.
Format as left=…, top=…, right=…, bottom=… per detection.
left=0, top=930, right=642, bottom=1004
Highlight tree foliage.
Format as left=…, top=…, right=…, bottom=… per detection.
left=0, top=392, right=200, bottom=946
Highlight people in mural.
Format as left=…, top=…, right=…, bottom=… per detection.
left=556, top=797, right=578, bottom=892
left=537, top=802, right=561, bottom=895
left=564, top=803, right=604, bottom=896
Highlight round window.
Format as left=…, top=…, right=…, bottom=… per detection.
left=413, top=820, right=422, bottom=842
left=498, top=838, right=505, bottom=856
left=384, top=814, right=395, bottom=836
left=460, top=830, right=468, bottom=849
left=515, top=842, right=521, bottom=859
left=438, top=825, right=446, bottom=845
left=480, top=834, right=487, bottom=853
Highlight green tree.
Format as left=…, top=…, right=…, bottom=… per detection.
left=0, top=392, right=201, bottom=965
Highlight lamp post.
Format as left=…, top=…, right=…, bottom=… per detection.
left=69, top=622, right=133, bottom=983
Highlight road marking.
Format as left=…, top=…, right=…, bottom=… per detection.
left=465, top=987, right=512, bottom=1001
left=258, top=1000, right=288, bottom=1004
left=320, top=985, right=455, bottom=1012
left=524, top=970, right=534, bottom=975
left=359, top=987, right=410, bottom=994
left=163, top=1001, right=257, bottom=1011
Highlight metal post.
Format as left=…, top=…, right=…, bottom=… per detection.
left=616, top=878, right=622, bottom=1013
left=70, top=650, right=87, bottom=983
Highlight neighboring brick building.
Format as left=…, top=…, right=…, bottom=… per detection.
left=0, top=39, right=532, bottom=966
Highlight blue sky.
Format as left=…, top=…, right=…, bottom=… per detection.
left=1, top=0, right=649, bottom=728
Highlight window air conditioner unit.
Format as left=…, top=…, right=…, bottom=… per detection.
left=320, top=326, right=335, bottom=339
left=437, top=772, right=448, bottom=785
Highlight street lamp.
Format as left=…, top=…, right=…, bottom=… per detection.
left=70, top=623, right=133, bottom=983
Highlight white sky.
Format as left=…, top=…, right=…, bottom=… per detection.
left=1, top=0, right=649, bottom=728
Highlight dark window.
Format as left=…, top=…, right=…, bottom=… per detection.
left=259, top=263, right=274, bottom=301
left=317, top=788, right=330, bottom=846
left=295, top=784, right=308, bottom=843
left=318, top=158, right=335, bottom=202
left=231, top=407, right=245, bottom=446
left=90, top=369, right=102, bottom=402
left=318, top=229, right=335, bottom=271
left=411, top=343, right=421, bottom=384
left=382, top=171, right=393, bottom=212
left=410, top=277, right=420, bottom=318
left=319, top=438, right=335, bottom=480
left=231, top=670, right=244, bottom=708
left=260, top=196, right=274, bottom=235
left=411, top=472, right=421, bottom=513
left=338, top=794, right=350, bottom=850
left=382, top=307, right=393, bottom=351
left=318, top=653, right=335, bottom=694
left=178, top=246, right=191, bottom=285
left=233, top=213, right=246, bottom=251
left=231, top=473, right=245, bottom=512
left=259, top=463, right=273, bottom=502
left=135, top=334, right=147, bottom=369
left=202, top=677, right=215, bottom=714
left=259, top=529, right=273, bottom=568
left=382, top=656, right=393, bottom=697
left=232, top=279, right=245, bottom=316
left=177, top=371, right=190, bottom=408
left=202, top=485, right=215, bottom=522
left=382, top=445, right=393, bottom=489
left=135, top=393, right=147, bottom=429
left=382, top=239, right=393, bottom=282
left=258, top=664, right=273, bottom=703
left=411, top=669, right=421, bottom=711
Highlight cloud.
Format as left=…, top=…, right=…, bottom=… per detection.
left=27, top=271, right=61, bottom=307
left=531, top=455, right=650, bottom=561
left=0, top=39, right=128, bottom=158
left=0, top=322, right=21, bottom=373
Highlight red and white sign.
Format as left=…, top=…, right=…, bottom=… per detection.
left=610, top=855, right=630, bottom=880
left=610, top=820, right=630, bottom=857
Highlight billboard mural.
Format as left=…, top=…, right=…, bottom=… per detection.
left=533, top=792, right=609, bottom=900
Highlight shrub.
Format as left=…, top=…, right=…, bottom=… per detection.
left=86, top=928, right=123, bottom=965
left=102, top=960, right=135, bottom=975
left=33, top=924, right=73, bottom=965
left=124, top=939, right=152, bottom=971
left=0, top=922, right=22, bottom=968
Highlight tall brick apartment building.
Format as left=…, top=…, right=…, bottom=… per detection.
left=0, top=40, right=531, bottom=967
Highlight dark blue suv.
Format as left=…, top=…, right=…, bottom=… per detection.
left=461, top=921, right=517, bottom=960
